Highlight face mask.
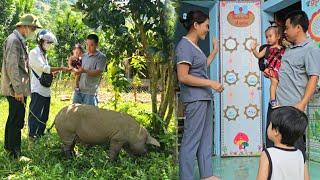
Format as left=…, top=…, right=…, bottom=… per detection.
left=25, top=28, right=35, bottom=40
left=42, top=42, right=53, bottom=51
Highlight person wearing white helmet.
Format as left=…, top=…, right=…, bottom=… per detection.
left=28, top=29, right=70, bottom=144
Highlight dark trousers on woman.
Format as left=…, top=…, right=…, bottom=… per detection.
left=4, top=96, right=27, bottom=157
left=265, top=104, right=307, bottom=158
left=28, top=93, right=51, bottom=138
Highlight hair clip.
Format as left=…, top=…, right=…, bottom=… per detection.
left=269, top=21, right=278, bottom=27
left=183, top=13, right=187, bottom=20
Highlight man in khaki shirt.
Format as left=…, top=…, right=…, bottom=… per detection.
left=1, top=14, right=41, bottom=159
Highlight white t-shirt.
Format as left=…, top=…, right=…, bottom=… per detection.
left=265, top=146, right=304, bottom=180
left=29, top=46, right=51, bottom=97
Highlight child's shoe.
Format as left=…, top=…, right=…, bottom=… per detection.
left=270, top=99, right=280, bottom=109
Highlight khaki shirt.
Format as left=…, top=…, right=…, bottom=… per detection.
left=1, top=30, right=30, bottom=96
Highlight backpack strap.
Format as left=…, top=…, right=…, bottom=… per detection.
left=258, top=44, right=270, bottom=71
left=265, top=46, right=270, bottom=58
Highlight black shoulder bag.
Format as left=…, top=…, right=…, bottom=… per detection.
left=31, top=47, right=53, bottom=88
left=32, top=69, right=53, bottom=88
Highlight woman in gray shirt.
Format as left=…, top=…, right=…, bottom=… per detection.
left=176, top=10, right=223, bottom=180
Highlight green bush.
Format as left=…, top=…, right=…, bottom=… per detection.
left=0, top=96, right=178, bottom=179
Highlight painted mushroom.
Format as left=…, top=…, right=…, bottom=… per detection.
left=234, top=132, right=249, bottom=150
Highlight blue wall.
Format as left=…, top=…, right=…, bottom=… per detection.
left=208, top=2, right=221, bottom=156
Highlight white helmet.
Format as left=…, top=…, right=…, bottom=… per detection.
left=37, top=29, right=57, bottom=44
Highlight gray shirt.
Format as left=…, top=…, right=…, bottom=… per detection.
left=175, top=37, right=212, bottom=103
left=276, top=38, right=320, bottom=106
left=79, top=50, right=107, bottom=95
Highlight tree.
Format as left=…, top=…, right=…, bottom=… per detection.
left=0, top=0, right=14, bottom=68
left=75, top=0, right=177, bottom=138
left=0, top=0, right=35, bottom=69
left=31, top=0, right=91, bottom=67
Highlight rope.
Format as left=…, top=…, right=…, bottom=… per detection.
left=23, top=101, right=56, bottom=134
left=22, top=101, right=46, bottom=125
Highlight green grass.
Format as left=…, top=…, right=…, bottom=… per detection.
left=0, top=94, right=178, bottom=179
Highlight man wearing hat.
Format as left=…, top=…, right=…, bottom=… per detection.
left=1, top=14, right=42, bottom=159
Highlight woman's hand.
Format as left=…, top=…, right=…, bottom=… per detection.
left=210, top=81, right=224, bottom=92
left=61, top=66, right=72, bottom=72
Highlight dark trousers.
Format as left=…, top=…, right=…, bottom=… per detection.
left=4, top=96, right=27, bottom=154
left=265, top=104, right=307, bottom=158
left=28, top=93, right=51, bottom=138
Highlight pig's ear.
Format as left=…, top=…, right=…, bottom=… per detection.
left=147, top=135, right=160, bottom=147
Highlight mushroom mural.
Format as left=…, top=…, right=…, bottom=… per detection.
left=234, top=132, right=249, bottom=150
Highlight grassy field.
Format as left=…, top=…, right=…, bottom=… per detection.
left=0, top=91, right=178, bottom=179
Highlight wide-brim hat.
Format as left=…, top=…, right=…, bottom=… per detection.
left=16, top=14, right=42, bottom=28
